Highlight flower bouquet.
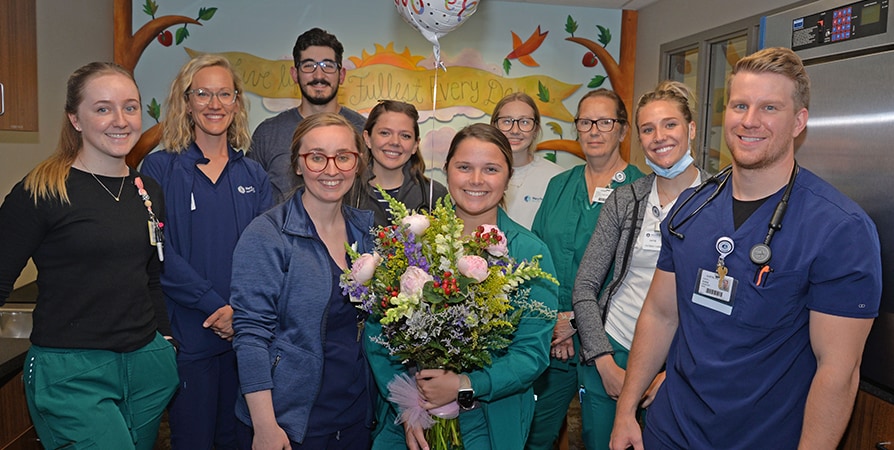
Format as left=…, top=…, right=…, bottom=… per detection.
left=342, top=189, right=556, bottom=449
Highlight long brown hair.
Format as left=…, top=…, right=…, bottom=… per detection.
left=363, top=100, right=431, bottom=186
left=24, top=62, right=138, bottom=204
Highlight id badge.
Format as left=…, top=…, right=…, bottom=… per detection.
left=642, top=229, right=662, bottom=252
left=592, top=187, right=614, bottom=204
left=691, top=268, right=737, bottom=315
left=148, top=221, right=158, bottom=246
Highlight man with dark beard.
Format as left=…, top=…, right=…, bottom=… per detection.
left=249, top=28, right=366, bottom=203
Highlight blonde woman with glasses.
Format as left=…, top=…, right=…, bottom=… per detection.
left=141, top=53, right=272, bottom=449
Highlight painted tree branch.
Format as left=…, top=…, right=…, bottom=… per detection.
left=113, top=0, right=199, bottom=167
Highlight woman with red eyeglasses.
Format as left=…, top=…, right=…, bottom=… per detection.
left=230, top=113, right=376, bottom=449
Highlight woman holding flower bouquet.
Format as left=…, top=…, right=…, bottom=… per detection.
left=366, top=123, right=559, bottom=450
left=229, top=113, right=376, bottom=449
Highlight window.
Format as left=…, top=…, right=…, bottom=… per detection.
left=657, top=0, right=815, bottom=174
left=661, top=22, right=760, bottom=174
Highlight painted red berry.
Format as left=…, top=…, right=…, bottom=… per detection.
left=582, top=52, right=598, bottom=67
left=157, top=30, right=173, bottom=47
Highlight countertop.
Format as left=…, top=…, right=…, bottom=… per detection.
left=0, top=338, right=30, bottom=381
left=1, top=283, right=36, bottom=380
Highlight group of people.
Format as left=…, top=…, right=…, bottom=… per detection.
left=0, top=22, right=881, bottom=450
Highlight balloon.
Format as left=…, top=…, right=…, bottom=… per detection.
left=394, top=0, right=480, bottom=65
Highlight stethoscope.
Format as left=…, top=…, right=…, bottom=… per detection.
left=667, top=162, right=800, bottom=283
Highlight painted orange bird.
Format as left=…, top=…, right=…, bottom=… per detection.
left=505, top=25, right=549, bottom=67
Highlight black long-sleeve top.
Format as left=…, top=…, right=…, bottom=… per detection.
left=0, top=168, right=172, bottom=352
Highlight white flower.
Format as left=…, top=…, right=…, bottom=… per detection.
left=401, top=214, right=430, bottom=236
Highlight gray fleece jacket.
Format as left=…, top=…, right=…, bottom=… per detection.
left=572, top=171, right=706, bottom=364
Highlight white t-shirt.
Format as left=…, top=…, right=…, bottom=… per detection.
left=605, top=174, right=701, bottom=349
left=505, top=155, right=565, bottom=229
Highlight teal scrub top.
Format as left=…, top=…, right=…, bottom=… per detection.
left=532, top=164, right=644, bottom=312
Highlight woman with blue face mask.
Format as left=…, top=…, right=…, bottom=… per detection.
left=570, top=80, right=706, bottom=449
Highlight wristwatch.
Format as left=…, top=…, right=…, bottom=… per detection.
left=457, top=374, right=475, bottom=410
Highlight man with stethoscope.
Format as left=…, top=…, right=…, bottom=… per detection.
left=609, top=47, right=882, bottom=450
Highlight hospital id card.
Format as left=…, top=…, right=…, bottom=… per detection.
left=691, top=268, right=737, bottom=315
left=592, top=187, right=614, bottom=204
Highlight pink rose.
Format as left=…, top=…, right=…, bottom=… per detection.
left=457, top=255, right=489, bottom=282
left=401, top=214, right=430, bottom=236
left=479, top=224, right=508, bottom=257
left=400, top=266, right=433, bottom=297
left=350, top=252, right=382, bottom=284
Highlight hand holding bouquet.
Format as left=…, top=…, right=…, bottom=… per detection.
left=342, top=189, right=556, bottom=448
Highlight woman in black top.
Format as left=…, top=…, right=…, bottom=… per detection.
left=361, top=100, right=447, bottom=226
left=0, top=62, right=178, bottom=450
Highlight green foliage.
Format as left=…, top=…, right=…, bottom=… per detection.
left=537, top=81, right=550, bottom=103
left=346, top=189, right=557, bottom=373
left=565, top=15, right=578, bottom=37
left=197, top=7, right=217, bottom=21
left=588, top=75, right=607, bottom=88
left=142, top=0, right=159, bottom=17
left=543, top=152, right=557, bottom=163
left=546, top=121, right=564, bottom=139
left=146, top=98, right=161, bottom=123
left=597, top=25, right=612, bottom=47
left=503, top=58, right=512, bottom=75
left=175, top=26, right=189, bottom=45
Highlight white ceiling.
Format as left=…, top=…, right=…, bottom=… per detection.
left=499, top=0, right=660, bottom=10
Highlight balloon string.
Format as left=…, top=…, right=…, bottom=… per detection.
left=429, top=56, right=439, bottom=208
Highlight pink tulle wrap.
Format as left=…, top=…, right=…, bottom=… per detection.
left=387, top=373, right=459, bottom=429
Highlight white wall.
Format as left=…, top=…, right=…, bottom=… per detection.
left=629, top=0, right=805, bottom=168
left=0, top=0, right=113, bottom=287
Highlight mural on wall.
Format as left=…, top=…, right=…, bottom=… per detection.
left=117, top=0, right=636, bottom=169
left=114, top=0, right=218, bottom=167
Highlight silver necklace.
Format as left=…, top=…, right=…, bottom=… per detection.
left=80, top=159, right=127, bottom=202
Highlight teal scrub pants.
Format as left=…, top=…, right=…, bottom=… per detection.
left=525, top=335, right=581, bottom=450
left=24, top=333, right=179, bottom=450
left=577, top=335, right=629, bottom=450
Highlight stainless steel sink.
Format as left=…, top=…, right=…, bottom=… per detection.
left=0, top=304, right=34, bottom=339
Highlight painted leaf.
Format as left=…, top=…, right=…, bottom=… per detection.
left=546, top=121, right=564, bottom=140
left=175, top=26, right=190, bottom=45
left=197, top=7, right=217, bottom=21
left=503, top=58, right=512, bottom=75
left=597, top=25, right=612, bottom=47
left=142, top=0, right=158, bottom=17
left=587, top=75, right=607, bottom=88
left=537, top=81, right=550, bottom=103
left=565, top=15, right=578, bottom=37
left=543, top=152, right=557, bottom=163
left=147, top=98, right=161, bottom=122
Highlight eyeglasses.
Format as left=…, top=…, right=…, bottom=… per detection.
left=494, top=117, right=536, bottom=132
left=299, top=151, right=360, bottom=173
left=297, top=60, right=340, bottom=74
left=186, top=88, right=238, bottom=107
left=575, top=118, right=623, bottom=133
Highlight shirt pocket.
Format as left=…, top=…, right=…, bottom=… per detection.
left=731, top=270, right=807, bottom=330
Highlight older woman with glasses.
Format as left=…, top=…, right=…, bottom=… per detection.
left=491, top=92, right=565, bottom=229
left=230, top=113, right=376, bottom=449
left=527, top=89, right=644, bottom=449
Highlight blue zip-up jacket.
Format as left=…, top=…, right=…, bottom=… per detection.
left=141, top=143, right=272, bottom=358
left=230, top=189, right=375, bottom=443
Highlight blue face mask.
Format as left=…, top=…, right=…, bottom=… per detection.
left=646, top=148, right=694, bottom=179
